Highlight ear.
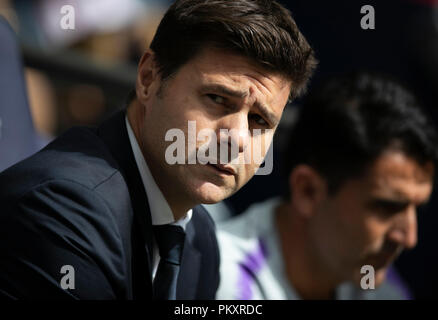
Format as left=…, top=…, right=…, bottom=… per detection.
left=135, top=49, right=160, bottom=106
left=288, top=164, right=328, bottom=219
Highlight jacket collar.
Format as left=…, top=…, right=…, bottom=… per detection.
left=177, top=215, right=201, bottom=299
left=98, top=109, right=154, bottom=298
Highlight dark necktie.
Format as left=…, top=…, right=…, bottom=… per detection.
left=153, top=225, right=186, bottom=300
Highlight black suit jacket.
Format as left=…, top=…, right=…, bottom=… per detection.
left=0, top=110, right=220, bottom=299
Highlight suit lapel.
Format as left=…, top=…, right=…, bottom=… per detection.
left=98, top=110, right=154, bottom=298
left=176, top=211, right=202, bottom=300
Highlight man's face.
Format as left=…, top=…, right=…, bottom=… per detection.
left=310, top=151, right=434, bottom=287
left=137, top=47, right=291, bottom=207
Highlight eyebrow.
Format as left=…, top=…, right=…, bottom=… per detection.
left=254, top=101, right=280, bottom=127
left=201, top=84, right=280, bottom=126
left=202, top=84, right=249, bottom=99
left=369, top=198, right=410, bottom=211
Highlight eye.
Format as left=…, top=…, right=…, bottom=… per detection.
left=207, top=94, right=226, bottom=104
left=369, top=199, right=409, bottom=217
left=249, top=113, right=268, bottom=126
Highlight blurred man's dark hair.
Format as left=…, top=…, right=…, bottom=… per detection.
left=283, top=72, right=438, bottom=196
left=127, top=0, right=317, bottom=103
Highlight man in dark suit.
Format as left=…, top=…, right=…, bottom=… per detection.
left=0, top=0, right=316, bottom=299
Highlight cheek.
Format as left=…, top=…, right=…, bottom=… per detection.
left=325, top=199, right=374, bottom=257
left=338, top=204, right=389, bottom=257
left=156, top=91, right=197, bottom=121
left=156, top=96, right=211, bottom=144
left=246, top=133, right=273, bottom=164
left=238, top=133, right=273, bottom=181
left=361, top=215, right=390, bottom=251
left=238, top=164, right=256, bottom=187
left=183, top=101, right=216, bottom=136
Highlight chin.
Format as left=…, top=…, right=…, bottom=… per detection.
left=352, top=265, right=388, bottom=289
left=190, top=181, right=235, bottom=204
left=374, top=268, right=388, bottom=287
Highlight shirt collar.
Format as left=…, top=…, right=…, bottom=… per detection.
left=125, top=115, right=192, bottom=230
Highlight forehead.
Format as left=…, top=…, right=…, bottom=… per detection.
left=363, top=151, right=434, bottom=203
left=175, top=47, right=292, bottom=99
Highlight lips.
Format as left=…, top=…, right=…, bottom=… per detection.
left=368, top=255, right=394, bottom=271
left=367, top=246, right=402, bottom=270
left=209, top=163, right=237, bottom=176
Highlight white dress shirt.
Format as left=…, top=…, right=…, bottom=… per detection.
left=125, top=116, right=192, bottom=278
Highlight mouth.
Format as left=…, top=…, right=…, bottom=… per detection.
left=207, top=163, right=237, bottom=176
left=367, top=248, right=402, bottom=271
left=369, top=256, right=393, bottom=271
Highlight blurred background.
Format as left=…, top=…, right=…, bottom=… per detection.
left=0, top=0, right=437, bottom=298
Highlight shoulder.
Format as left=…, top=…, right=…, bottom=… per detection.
left=0, top=125, right=133, bottom=267
left=0, top=123, right=134, bottom=242
left=0, top=174, right=129, bottom=299
left=0, top=127, right=134, bottom=298
left=217, top=197, right=281, bottom=255
left=0, top=126, right=121, bottom=203
left=215, top=198, right=282, bottom=300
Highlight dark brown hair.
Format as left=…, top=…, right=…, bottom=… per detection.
left=147, top=0, right=317, bottom=100
left=282, top=72, right=438, bottom=197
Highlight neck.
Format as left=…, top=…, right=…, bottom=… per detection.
left=127, top=102, right=193, bottom=221
left=275, top=202, right=338, bottom=300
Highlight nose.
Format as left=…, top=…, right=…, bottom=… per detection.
left=217, top=113, right=250, bottom=155
left=389, top=206, right=418, bottom=250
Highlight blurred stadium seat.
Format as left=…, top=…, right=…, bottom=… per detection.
left=0, top=16, right=40, bottom=172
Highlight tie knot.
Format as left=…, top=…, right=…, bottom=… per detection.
left=153, top=225, right=185, bottom=265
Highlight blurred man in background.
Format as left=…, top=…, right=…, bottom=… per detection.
left=216, top=73, right=437, bottom=300
left=0, top=0, right=316, bottom=299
